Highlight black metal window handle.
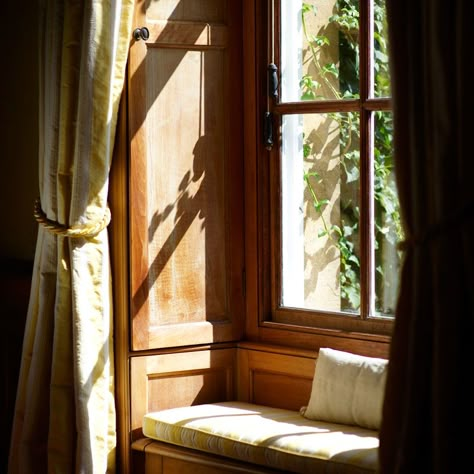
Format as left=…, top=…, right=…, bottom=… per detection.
left=133, top=27, right=150, bottom=41
left=268, top=63, right=278, bottom=100
left=264, top=112, right=274, bottom=150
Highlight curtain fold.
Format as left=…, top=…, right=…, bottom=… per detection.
left=380, top=1, right=474, bottom=472
left=8, top=1, right=133, bottom=472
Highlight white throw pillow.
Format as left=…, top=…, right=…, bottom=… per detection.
left=302, top=348, right=388, bottom=430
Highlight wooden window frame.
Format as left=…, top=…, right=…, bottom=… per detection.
left=243, top=0, right=393, bottom=353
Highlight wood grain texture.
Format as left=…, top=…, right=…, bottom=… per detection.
left=237, top=344, right=316, bottom=411
left=132, top=439, right=286, bottom=474
left=145, top=47, right=227, bottom=326
left=129, top=0, right=244, bottom=351
left=146, top=0, right=227, bottom=23
left=145, top=21, right=228, bottom=48
left=130, top=348, right=236, bottom=439
left=109, top=95, right=132, bottom=473
left=129, top=2, right=150, bottom=350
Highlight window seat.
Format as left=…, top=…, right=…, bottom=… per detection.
left=134, top=401, right=379, bottom=474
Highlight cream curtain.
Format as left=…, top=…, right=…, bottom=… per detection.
left=8, top=1, right=133, bottom=472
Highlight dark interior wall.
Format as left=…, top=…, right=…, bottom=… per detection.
left=0, top=1, right=39, bottom=261
left=1, top=1, right=39, bottom=471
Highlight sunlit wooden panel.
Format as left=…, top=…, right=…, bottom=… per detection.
left=129, top=0, right=244, bottom=350
left=130, top=349, right=236, bottom=438
left=147, top=368, right=230, bottom=411
left=145, top=48, right=227, bottom=327
left=237, top=344, right=316, bottom=411
left=145, top=21, right=228, bottom=47
left=146, top=0, right=227, bottom=23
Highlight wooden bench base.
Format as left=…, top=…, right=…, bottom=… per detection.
left=132, top=438, right=287, bottom=474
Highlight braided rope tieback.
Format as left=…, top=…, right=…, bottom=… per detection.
left=34, top=198, right=111, bottom=238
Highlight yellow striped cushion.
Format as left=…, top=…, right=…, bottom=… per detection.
left=143, top=402, right=379, bottom=473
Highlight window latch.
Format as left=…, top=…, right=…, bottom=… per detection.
left=264, top=112, right=274, bottom=150
left=268, top=63, right=278, bottom=100
left=265, top=64, right=278, bottom=150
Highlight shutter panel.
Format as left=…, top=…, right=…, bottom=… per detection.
left=129, top=0, right=244, bottom=350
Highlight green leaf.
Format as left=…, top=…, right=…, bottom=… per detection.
left=347, top=254, right=360, bottom=267
left=345, top=165, right=359, bottom=183
left=374, top=50, right=389, bottom=64
left=302, top=3, right=317, bottom=15
left=303, top=143, right=311, bottom=158
left=322, top=63, right=338, bottom=77
left=311, top=35, right=330, bottom=47
left=301, top=91, right=316, bottom=100
left=305, top=171, right=321, bottom=180
left=344, top=286, right=361, bottom=309
left=343, top=225, right=354, bottom=236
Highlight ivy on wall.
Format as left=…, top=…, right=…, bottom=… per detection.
left=300, top=0, right=402, bottom=314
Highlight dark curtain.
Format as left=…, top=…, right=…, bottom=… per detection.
left=379, top=1, right=474, bottom=472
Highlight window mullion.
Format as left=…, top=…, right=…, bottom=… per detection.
left=359, top=0, right=374, bottom=319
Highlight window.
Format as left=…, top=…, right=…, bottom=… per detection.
left=253, top=0, right=401, bottom=339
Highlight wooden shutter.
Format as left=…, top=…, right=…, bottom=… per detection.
left=128, top=0, right=244, bottom=350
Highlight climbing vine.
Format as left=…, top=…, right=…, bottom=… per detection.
left=300, top=0, right=402, bottom=313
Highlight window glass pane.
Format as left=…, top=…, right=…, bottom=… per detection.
left=280, top=0, right=360, bottom=102
left=281, top=112, right=360, bottom=313
left=373, top=0, right=390, bottom=97
left=373, top=111, right=401, bottom=316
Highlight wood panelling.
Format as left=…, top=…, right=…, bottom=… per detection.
left=255, top=324, right=391, bottom=358
left=251, top=370, right=312, bottom=410
left=132, top=438, right=283, bottom=474
left=146, top=0, right=227, bottom=23
left=145, top=21, right=228, bottom=47
left=163, top=458, right=242, bottom=474
left=237, top=343, right=316, bottom=412
left=109, top=96, right=132, bottom=473
left=144, top=47, right=227, bottom=326
left=146, top=367, right=229, bottom=409
left=129, top=0, right=244, bottom=351
left=130, top=348, right=236, bottom=439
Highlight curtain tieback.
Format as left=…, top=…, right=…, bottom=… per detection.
left=34, top=197, right=111, bottom=238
